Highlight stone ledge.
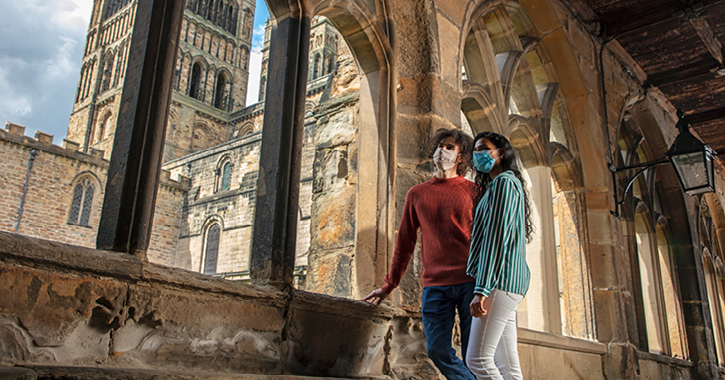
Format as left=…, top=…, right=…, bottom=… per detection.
left=290, top=289, right=396, bottom=320
left=1, top=365, right=392, bottom=380
left=0, top=231, right=143, bottom=280
left=637, top=350, right=694, bottom=368
left=518, top=328, right=608, bottom=355
left=142, top=262, right=289, bottom=308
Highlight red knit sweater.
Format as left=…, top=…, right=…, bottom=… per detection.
left=382, top=175, right=475, bottom=294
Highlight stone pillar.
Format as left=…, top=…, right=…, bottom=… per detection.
left=97, top=0, right=185, bottom=255
left=250, top=13, right=311, bottom=287
left=585, top=191, right=640, bottom=379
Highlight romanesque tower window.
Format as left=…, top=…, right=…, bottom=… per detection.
left=68, top=178, right=95, bottom=227
left=242, top=9, right=252, bottom=39
left=189, top=62, right=203, bottom=100
left=95, top=112, right=113, bottom=143
left=203, top=223, right=221, bottom=274
left=102, top=0, right=132, bottom=21
left=213, top=73, right=230, bottom=110
left=240, top=46, right=249, bottom=70
left=100, top=51, right=116, bottom=92
left=313, top=54, right=321, bottom=79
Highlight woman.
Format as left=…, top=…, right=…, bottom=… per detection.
left=465, top=131, right=533, bottom=380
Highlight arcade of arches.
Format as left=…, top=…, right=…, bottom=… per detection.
left=2, top=0, right=725, bottom=379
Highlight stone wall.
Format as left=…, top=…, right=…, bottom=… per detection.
left=0, top=122, right=189, bottom=265
left=0, top=123, right=107, bottom=248
left=164, top=132, right=262, bottom=274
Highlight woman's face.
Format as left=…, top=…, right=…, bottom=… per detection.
left=473, top=137, right=501, bottom=171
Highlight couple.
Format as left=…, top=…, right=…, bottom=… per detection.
left=363, top=128, right=533, bottom=380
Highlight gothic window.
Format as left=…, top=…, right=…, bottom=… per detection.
left=207, top=0, right=216, bottom=21
left=213, top=73, right=229, bottom=110
left=113, top=43, right=127, bottom=87
left=68, top=178, right=95, bottom=227
left=100, top=52, right=115, bottom=92
left=218, top=1, right=226, bottom=27
left=240, top=46, right=249, bottom=70
left=199, top=0, right=209, bottom=18
left=324, top=53, right=334, bottom=75
left=203, top=223, right=220, bottom=274
left=189, top=62, right=203, bottom=100
left=230, top=7, right=239, bottom=36
left=313, top=54, right=321, bottom=79
left=102, top=0, right=132, bottom=21
left=460, top=4, right=595, bottom=339
left=225, top=5, right=234, bottom=32
left=96, top=112, right=112, bottom=143
left=242, top=9, right=252, bottom=39
left=186, top=0, right=199, bottom=13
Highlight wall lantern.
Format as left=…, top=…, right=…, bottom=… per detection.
left=610, top=111, right=717, bottom=218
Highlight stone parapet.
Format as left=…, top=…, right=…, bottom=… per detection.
left=1, top=122, right=108, bottom=168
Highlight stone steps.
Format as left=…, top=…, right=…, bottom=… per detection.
left=0, top=366, right=390, bottom=380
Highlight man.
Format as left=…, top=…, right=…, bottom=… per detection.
left=363, top=128, right=477, bottom=380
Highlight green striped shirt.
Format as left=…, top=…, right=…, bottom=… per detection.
left=467, top=170, right=530, bottom=297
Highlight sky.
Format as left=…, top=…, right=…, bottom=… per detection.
left=0, top=0, right=269, bottom=142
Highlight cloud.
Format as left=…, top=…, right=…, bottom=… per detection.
left=245, top=47, right=264, bottom=107
left=0, top=0, right=90, bottom=141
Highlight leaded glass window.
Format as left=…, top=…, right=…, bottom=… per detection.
left=221, top=162, right=231, bottom=191
left=68, top=178, right=94, bottom=226
left=203, top=224, right=220, bottom=274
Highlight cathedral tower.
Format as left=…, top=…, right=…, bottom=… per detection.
left=67, top=0, right=255, bottom=162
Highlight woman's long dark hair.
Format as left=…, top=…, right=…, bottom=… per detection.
left=472, top=131, right=534, bottom=242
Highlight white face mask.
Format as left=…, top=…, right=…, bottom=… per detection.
left=433, top=147, right=459, bottom=171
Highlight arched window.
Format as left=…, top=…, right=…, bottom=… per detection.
left=226, top=5, right=234, bottom=32
left=113, top=43, right=127, bottom=87
left=100, top=52, right=115, bottom=92
left=325, top=53, right=335, bottom=75
left=213, top=73, right=229, bottom=109
left=68, top=178, right=95, bottom=227
left=220, top=161, right=231, bottom=191
left=230, top=7, right=239, bottom=35
left=240, top=46, right=249, bottom=70
left=95, top=112, right=112, bottom=143
left=189, top=62, right=203, bottom=100
left=203, top=223, right=220, bottom=274
left=313, top=54, right=321, bottom=79
left=242, top=9, right=252, bottom=39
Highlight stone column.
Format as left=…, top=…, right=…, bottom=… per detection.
left=97, top=0, right=185, bottom=255
left=250, top=13, right=311, bottom=287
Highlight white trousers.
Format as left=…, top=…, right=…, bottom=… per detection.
left=466, top=289, right=524, bottom=380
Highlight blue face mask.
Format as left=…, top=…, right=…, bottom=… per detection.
left=473, top=150, right=496, bottom=173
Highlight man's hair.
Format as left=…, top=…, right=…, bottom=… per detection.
left=428, top=128, right=474, bottom=176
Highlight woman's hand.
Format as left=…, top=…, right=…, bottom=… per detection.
left=362, top=288, right=390, bottom=306
left=470, top=294, right=487, bottom=317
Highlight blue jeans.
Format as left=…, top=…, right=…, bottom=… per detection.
left=422, top=282, right=477, bottom=380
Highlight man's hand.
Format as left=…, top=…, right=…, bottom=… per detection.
left=470, top=294, right=487, bottom=317
left=362, top=288, right=390, bottom=306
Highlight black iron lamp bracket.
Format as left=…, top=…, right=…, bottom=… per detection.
left=609, top=156, right=670, bottom=219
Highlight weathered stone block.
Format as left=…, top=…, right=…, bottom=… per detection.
left=63, top=139, right=80, bottom=151
left=0, top=265, right=127, bottom=348
left=34, top=131, right=53, bottom=145
left=283, top=292, right=392, bottom=376
left=316, top=108, right=356, bottom=149
left=4, top=122, right=25, bottom=136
